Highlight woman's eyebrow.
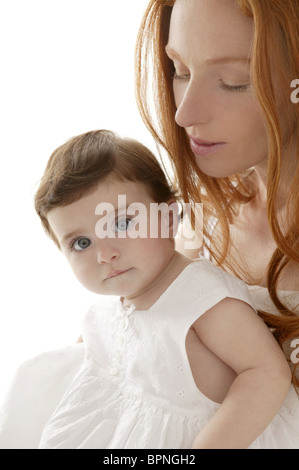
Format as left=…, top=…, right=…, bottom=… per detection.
left=205, top=56, right=251, bottom=66
left=165, top=44, right=182, bottom=61
left=165, top=44, right=250, bottom=67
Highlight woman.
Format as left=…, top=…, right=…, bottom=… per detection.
left=135, top=0, right=299, bottom=387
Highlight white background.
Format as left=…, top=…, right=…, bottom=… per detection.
left=0, top=0, right=155, bottom=402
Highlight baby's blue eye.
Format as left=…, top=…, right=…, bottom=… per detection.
left=115, top=217, right=132, bottom=232
left=72, top=238, right=91, bottom=251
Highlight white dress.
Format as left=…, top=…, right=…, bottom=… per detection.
left=1, top=260, right=298, bottom=449
left=0, top=344, right=85, bottom=448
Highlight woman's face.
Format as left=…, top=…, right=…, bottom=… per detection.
left=166, top=0, right=268, bottom=178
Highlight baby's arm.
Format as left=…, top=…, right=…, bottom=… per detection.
left=191, top=297, right=291, bottom=449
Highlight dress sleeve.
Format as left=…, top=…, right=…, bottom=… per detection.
left=191, top=260, right=256, bottom=315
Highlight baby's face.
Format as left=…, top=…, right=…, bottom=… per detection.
left=47, top=178, right=177, bottom=304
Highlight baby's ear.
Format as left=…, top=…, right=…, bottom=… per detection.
left=166, top=199, right=180, bottom=240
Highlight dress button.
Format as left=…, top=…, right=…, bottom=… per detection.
left=115, top=352, right=122, bottom=362
left=120, top=317, right=129, bottom=331
left=110, top=367, right=119, bottom=376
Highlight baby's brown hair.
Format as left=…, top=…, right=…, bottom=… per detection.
left=34, top=129, right=177, bottom=248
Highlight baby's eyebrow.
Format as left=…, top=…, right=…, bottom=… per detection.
left=61, top=230, right=85, bottom=245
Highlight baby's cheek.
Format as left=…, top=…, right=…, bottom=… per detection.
left=69, top=261, right=92, bottom=288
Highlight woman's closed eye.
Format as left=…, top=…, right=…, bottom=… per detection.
left=170, top=60, right=251, bottom=92
left=172, top=70, right=191, bottom=81
left=172, top=72, right=250, bottom=91
left=169, top=58, right=190, bottom=81
left=220, top=81, right=251, bottom=92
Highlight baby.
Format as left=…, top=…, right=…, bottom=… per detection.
left=1, top=129, right=299, bottom=449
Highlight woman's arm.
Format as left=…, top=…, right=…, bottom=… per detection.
left=191, top=297, right=292, bottom=449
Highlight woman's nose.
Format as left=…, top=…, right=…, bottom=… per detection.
left=174, top=80, right=212, bottom=129
left=96, top=241, right=120, bottom=264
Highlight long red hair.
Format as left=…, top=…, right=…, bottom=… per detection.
left=135, top=0, right=299, bottom=387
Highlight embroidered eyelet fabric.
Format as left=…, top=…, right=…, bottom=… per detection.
left=36, top=261, right=299, bottom=449
left=1, top=260, right=299, bottom=449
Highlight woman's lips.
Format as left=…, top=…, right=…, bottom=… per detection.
left=189, top=137, right=226, bottom=157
